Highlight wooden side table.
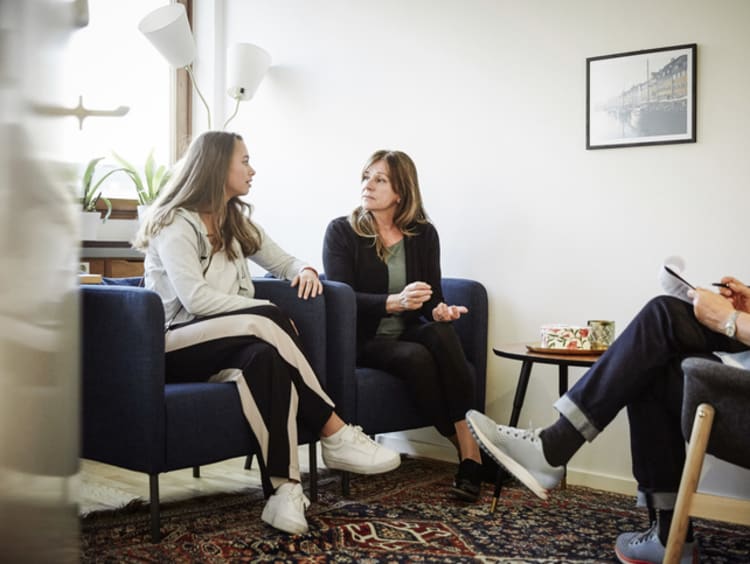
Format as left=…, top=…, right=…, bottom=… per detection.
left=488, top=342, right=602, bottom=510
left=494, top=343, right=602, bottom=428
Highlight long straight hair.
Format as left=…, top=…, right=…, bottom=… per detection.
left=349, top=150, right=428, bottom=260
left=133, top=131, right=261, bottom=259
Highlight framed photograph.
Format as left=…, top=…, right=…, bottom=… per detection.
left=586, top=43, right=696, bottom=150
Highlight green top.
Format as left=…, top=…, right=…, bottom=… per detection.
left=375, top=239, right=406, bottom=338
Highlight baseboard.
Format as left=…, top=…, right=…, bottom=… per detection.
left=565, top=469, right=637, bottom=496
left=377, top=431, right=638, bottom=496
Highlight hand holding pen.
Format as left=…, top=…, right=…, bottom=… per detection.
left=712, top=277, right=750, bottom=313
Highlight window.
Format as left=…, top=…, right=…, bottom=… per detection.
left=61, top=0, right=172, bottom=201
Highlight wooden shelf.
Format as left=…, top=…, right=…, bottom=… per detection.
left=80, top=242, right=144, bottom=277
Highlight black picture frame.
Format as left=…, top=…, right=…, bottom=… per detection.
left=586, top=43, right=697, bottom=150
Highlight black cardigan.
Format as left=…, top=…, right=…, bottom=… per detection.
left=322, top=216, right=444, bottom=350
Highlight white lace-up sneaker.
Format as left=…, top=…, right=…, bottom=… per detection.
left=321, top=424, right=401, bottom=474
left=261, top=482, right=310, bottom=534
left=466, top=409, right=563, bottom=500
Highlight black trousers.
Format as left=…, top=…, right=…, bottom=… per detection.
left=358, top=321, right=474, bottom=437
left=164, top=305, right=334, bottom=493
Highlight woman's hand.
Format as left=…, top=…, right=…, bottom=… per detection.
left=291, top=268, right=323, bottom=300
left=432, top=302, right=468, bottom=322
left=386, top=281, right=432, bottom=313
left=715, top=277, right=750, bottom=313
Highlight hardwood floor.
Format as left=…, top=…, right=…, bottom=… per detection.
left=76, top=445, right=319, bottom=515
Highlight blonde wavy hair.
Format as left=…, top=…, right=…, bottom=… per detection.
left=349, top=150, right=428, bottom=261
left=133, top=131, right=261, bottom=260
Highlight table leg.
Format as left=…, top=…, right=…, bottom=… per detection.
left=558, top=365, right=568, bottom=396
left=557, top=365, right=569, bottom=489
left=493, top=360, right=534, bottom=511
left=509, top=360, right=533, bottom=427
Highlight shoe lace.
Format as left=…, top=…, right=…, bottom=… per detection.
left=629, top=521, right=658, bottom=546
left=348, top=424, right=376, bottom=445
left=288, top=486, right=310, bottom=510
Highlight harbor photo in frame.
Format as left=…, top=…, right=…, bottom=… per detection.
left=586, top=44, right=696, bottom=149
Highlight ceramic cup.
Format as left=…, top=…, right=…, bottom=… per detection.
left=587, top=320, right=615, bottom=350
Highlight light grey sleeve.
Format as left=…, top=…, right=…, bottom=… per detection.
left=152, top=217, right=270, bottom=317
left=249, top=222, right=310, bottom=280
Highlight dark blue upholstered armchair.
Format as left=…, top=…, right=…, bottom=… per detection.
left=81, top=277, right=332, bottom=542
left=321, top=277, right=489, bottom=456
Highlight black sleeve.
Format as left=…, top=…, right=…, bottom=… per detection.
left=417, top=223, right=444, bottom=320
left=323, top=217, right=389, bottom=316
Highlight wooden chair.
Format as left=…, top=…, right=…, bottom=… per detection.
left=664, top=357, right=750, bottom=563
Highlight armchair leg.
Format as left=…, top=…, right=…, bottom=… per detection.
left=244, top=454, right=254, bottom=470
left=664, top=404, right=714, bottom=564
left=193, top=466, right=200, bottom=478
left=149, top=474, right=161, bottom=543
left=308, top=442, right=318, bottom=502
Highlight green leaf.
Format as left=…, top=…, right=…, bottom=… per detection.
left=144, top=150, right=156, bottom=195
left=82, top=157, right=105, bottom=202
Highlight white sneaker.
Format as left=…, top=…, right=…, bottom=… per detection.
left=321, top=424, right=401, bottom=474
left=260, top=482, right=310, bottom=534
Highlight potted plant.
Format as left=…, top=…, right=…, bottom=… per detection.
left=113, top=149, right=172, bottom=219
left=79, top=157, right=127, bottom=240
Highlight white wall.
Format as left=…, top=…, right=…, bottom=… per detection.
left=195, top=0, right=750, bottom=493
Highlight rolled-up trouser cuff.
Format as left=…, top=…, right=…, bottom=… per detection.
left=636, top=490, right=677, bottom=510
left=554, top=394, right=600, bottom=442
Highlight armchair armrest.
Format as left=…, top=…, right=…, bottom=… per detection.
left=252, top=278, right=327, bottom=386
left=442, top=277, right=489, bottom=409
left=317, top=280, right=357, bottom=422
left=80, top=285, right=166, bottom=473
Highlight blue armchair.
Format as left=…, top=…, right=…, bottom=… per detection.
left=81, top=277, right=331, bottom=542
left=321, top=277, right=489, bottom=464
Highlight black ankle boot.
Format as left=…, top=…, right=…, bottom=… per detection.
left=452, top=459, right=482, bottom=502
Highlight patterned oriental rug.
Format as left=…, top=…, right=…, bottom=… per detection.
left=80, top=457, right=750, bottom=563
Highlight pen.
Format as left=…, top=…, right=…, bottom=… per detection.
left=712, top=282, right=730, bottom=289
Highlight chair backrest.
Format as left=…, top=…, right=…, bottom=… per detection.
left=681, top=356, right=750, bottom=469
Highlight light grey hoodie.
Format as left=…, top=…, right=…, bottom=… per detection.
left=144, top=208, right=308, bottom=328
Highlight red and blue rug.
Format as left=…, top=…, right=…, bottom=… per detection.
left=81, top=456, right=750, bottom=562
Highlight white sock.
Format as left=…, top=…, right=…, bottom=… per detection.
left=321, top=424, right=348, bottom=445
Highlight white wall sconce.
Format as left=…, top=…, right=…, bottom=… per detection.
left=138, top=3, right=212, bottom=129
left=223, top=43, right=271, bottom=129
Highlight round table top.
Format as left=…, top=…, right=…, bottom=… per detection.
left=493, top=342, right=602, bottom=367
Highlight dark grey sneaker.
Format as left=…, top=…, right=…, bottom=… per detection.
left=466, top=410, right=563, bottom=500
left=615, top=522, right=698, bottom=564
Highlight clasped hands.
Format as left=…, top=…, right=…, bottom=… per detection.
left=687, top=276, right=749, bottom=334
left=391, top=281, right=468, bottom=321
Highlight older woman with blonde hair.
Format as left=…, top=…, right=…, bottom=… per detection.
left=323, top=149, right=495, bottom=501
left=134, top=131, right=400, bottom=535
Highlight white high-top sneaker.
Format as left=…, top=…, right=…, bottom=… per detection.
left=321, top=424, right=401, bottom=474
left=261, top=482, right=310, bottom=534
